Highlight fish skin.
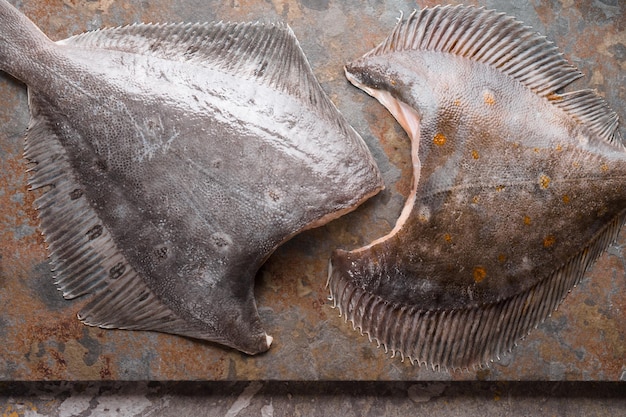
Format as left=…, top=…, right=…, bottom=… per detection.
left=331, top=5, right=626, bottom=369
left=0, top=0, right=383, bottom=354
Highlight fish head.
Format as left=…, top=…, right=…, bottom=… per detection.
left=345, top=54, right=434, bottom=143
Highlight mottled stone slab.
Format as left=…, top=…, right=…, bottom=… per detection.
left=0, top=0, right=624, bottom=381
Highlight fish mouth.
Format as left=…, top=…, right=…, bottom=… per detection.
left=344, top=66, right=423, bottom=252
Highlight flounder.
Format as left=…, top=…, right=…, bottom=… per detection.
left=330, top=5, right=625, bottom=369
left=0, top=0, right=383, bottom=354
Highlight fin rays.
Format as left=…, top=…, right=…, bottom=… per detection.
left=24, top=109, right=198, bottom=336
left=328, top=210, right=626, bottom=370
left=61, top=21, right=359, bottom=142
left=366, top=6, right=582, bottom=97
left=364, top=5, right=621, bottom=145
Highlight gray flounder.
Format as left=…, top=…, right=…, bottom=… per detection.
left=0, top=0, right=383, bottom=354
left=330, top=5, right=625, bottom=369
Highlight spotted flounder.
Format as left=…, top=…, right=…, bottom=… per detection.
left=0, top=0, right=383, bottom=354
left=329, top=5, right=625, bottom=369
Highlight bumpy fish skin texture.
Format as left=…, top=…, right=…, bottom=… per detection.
left=0, top=0, right=383, bottom=354
left=331, top=5, right=625, bottom=369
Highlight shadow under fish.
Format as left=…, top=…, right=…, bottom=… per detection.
left=0, top=0, right=383, bottom=354
left=330, top=5, right=625, bottom=370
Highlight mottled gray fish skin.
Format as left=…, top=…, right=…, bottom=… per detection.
left=330, top=5, right=625, bottom=369
left=0, top=0, right=383, bottom=354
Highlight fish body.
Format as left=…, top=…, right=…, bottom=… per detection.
left=331, top=5, right=625, bottom=369
left=0, top=0, right=383, bottom=354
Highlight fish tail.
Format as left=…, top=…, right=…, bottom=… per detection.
left=0, top=0, right=53, bottom=81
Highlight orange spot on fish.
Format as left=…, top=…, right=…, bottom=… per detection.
left=601, top=163, right=609, bottom=172
left=562, top=194, right=570, bottom=204
left=498, top=254, right=506, bottom=263
left=483, top=90, right=496, bottom=106
left=524, top=215, right=531, bottom=225
left=543, top=235, right=556, bottom=248
left=444, top=233, right=452, bottom=243
left=473, top=266, right=487, bottom=283
left=539, top=174, right=550, bottom=189
left=433, top=133, right=447, bottom=146
left=547, top=93, right=562, bottom=101
left=496, top=185, right=505, bottom=192
left=472, top=150, right=480, bottom=159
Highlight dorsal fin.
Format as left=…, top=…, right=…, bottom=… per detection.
left=364, top=5, right=621, bottom=146
left=367, top=6, right=582, bottom=95
left=550, top=90, right=623, bottom=146
left=59, top=21, right=340, bottom=125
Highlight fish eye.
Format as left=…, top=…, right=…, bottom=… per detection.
left=346, top=63, right=393, bottom=90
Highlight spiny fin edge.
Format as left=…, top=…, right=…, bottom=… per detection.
left=365, top=5, right=621, bottom=146
left=24, top=107, right=196, bottom=336
left=549, top=90, right=623, bottom=146
left=59, top=21, right=357, bottom=141
left=327, top=209, right=626, bottom=370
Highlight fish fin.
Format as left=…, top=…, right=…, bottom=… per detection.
left=25, top=112, right=111, bottom=299
left=26, top=104, right=271, bottom=353
left=59, top=22, right=355, bottom=137
left=367, top=5, right=582, bottom=97
left=328, top=210, right=626, bottom=369
left=24, top=108, right=193, bottom=335
left=77, top=267, right=196, bottom=335
left=549, top=89, right=623, bottom=146
left=80, top=271, right=270, bottom=354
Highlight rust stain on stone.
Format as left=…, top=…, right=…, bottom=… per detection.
left=22, top=316, right=85, bottom=346
left=366, top=103, right=413, bottom=198
left=99, top=356, right=113, bottom=379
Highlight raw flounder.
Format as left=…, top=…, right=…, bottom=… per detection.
left=330, top=5, right=625, bottom=369
left=0, top=0, right=383, bottom=354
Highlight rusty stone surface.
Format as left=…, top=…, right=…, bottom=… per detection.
left=0, top=0, right=624, bottom=381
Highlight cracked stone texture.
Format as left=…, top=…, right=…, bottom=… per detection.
left=0, top=0, right=625, bottom=381
left=0, top=381, right=625, bottom=416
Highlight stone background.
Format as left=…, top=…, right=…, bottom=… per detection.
left=0, top=0, right=624, bottom=383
